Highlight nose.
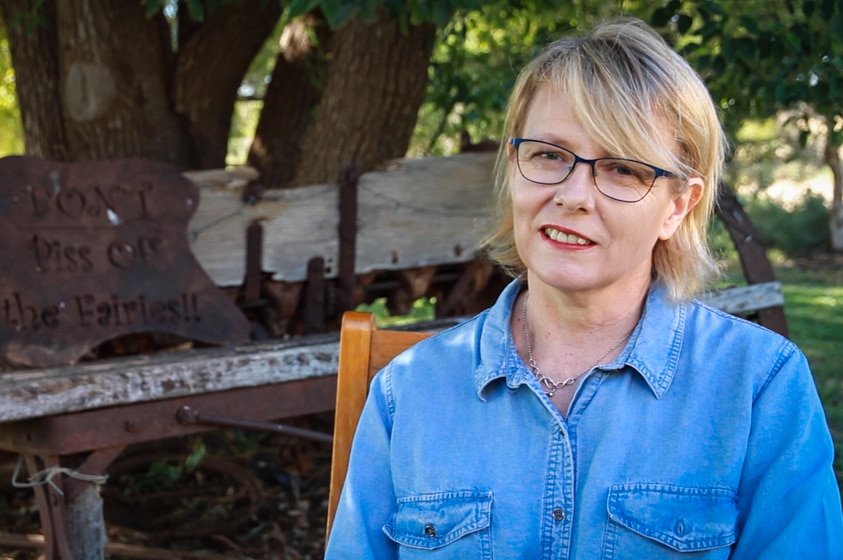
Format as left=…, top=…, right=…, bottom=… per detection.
left=567, top=157, right=598, bottom=183
left=553, top=160, right=597, bottom=207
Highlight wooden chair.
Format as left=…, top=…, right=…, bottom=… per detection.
left=326, top=311, right=432, bottom=535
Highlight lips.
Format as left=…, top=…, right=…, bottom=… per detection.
left=543, top=226, right=593, bottom=246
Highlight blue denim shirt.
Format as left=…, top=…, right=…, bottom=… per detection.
left=326, top=279, right=843, bottom=559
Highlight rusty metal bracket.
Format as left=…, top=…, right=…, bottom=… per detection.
left=23, top=453, right=73, bottom=559
left=715, top=182, right=789, bottom=337
left=337, top=164, right=360, bottom=313
left=242, top=221, right=265, bottom=308
left=304, top=256, right=326, bottom=333
left=175, top=405, right=333, bottom=444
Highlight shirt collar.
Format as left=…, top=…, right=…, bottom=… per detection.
left=473, top=279, right=686, bottom=400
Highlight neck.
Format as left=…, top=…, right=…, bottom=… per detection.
left=521, top=276, right=648, bottom=340
left=513, top=278, right=646, bottom=396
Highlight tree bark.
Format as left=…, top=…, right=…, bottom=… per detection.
left=174, top=1, right=282, bottom=169
left=290, top=15, right=436, bottom=187
left=824, top=135, right=843, bottom=251
left=247, top=13, right=332, bottom=189
left=54, top=0, right=194, bottom=164
left=2, top=4, right=434, bottom=183
left=2, top=1, right=282, bottom=169
left=0, top=0, right=67, bottom=159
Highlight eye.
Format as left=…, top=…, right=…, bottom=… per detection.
left=608, top=162, right=635, bottom=176
left=525, top=146, right=571, bottom=165
left=601, top=160, right=652, bottom=182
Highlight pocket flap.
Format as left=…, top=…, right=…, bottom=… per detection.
left=607, top=483, right=738, bottom=552
left=384, top=490, right=493, bottom=550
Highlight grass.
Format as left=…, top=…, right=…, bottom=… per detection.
left=772, top=264, right=843, bottom=485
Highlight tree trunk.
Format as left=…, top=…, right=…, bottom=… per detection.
left=174, top=1, right=282, bottom=169
left=54, top=0, right=196, bottom=164
left=0, top=0, right=67, bottom=159
left=290, top=15, right=436, bottom=187
left=247, top=13, right=333, bottom=189
left=1, top=1, right=281, bottom=169
left=825, top=136, right=843, bottom=251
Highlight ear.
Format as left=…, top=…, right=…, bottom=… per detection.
left=506, top=139, right=517, bottom=160
left=658, top=177, right=703, bottom=240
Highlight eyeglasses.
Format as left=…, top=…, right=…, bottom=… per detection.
left=510, top=138, right=677, bottom=203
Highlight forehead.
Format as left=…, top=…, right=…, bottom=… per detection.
left=521, top=87, right=579, bottom=138
left=519, top=83, right=680, bottom=166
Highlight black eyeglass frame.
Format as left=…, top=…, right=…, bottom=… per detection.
left=509, top=137, right=678, bottom=203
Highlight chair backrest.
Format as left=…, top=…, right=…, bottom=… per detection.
left=326, top=311, right=432, bottom=535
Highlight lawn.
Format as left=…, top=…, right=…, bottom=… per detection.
left=773, top=263, right=843, bottom=486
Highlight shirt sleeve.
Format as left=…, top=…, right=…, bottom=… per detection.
left=324, top=367, right=398, bottom=559
left=732, top=343, right=843, bottom=559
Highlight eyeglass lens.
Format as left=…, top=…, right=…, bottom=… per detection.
left=514, top=139, right=659, bottom=203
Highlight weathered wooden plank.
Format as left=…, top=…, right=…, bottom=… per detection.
left=0, top=279, right=784, bottom=426
left=0, top=316, right=464, bottom=424
left=0, top=334, right=340, bottom=423
left=698, top=281, right=784, bottom=315
left=187, top=152, right=496, bottom=286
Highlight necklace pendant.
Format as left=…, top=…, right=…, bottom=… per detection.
left=538, top=376, right=557, bottom=395
left=538, top=375, right=576, bottom=397
left=521, top=291, right=634, bottom=399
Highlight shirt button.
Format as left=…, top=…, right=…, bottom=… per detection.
left=552, top=508, right=565, bottom=521
left=424, top=524, right=436, bottom=537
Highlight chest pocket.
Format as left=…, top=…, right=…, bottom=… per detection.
left=383, top=490, right=493, bottom=557
left=604, top=483, right=738, bottom=558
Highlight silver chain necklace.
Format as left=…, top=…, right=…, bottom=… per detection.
left=521, top=293, right=633, bottom=397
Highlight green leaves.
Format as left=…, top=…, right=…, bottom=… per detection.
left=651, top=0, right=843, bottom=139
left=6, top=0, right=48, bottom=33
left=0, top=31, right=24, bottom=156
left=283, top=0, right=471, bottom=28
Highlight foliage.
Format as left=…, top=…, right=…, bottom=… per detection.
left=126, top=438, right=207, bottom=494
left=0, top=21, right=23, bottom=156
left=356, top=297, right=436, bottom=327
left=653, top=0, right=842, bottom=132
left=707, top=213, right=739, bottom=263
left=286, top=0, right=499, bottom=29
left=410, top=4, right=568, bottom=155
left=228, top=100, right=262, bottom=165
left=410, top=0, right=652, bottom=156
left=773, top=264, right=843, bottom=485
left=650, top=0, right=842, bottom=250
left=745, top=192, right=830, bottom=257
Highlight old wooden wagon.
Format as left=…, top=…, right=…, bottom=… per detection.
left=0, top=152, right=785, bottom=559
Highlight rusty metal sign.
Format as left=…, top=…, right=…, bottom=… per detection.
left=0, top=155, right=250, bottom=368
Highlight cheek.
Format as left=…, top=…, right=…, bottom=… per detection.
left=509, top=184, right=536, bottom=223
left=509, top=188, right=540, bottom=248
left=608, top=205, right=667, bottom=249
left=510, top=178, right=550, bottom=211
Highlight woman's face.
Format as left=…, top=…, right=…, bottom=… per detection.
left=510, top=85, right=701, bottom=299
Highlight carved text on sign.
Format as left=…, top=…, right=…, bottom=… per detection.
left=0, top=156, right=250, bottom=367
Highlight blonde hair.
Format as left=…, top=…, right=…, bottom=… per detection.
left=482, top=17, right=727, bottom=301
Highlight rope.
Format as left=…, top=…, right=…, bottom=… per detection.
left=11, top=454, right=108, bottom=497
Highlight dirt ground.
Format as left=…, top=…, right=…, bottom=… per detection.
left=0, top=411, right=334, bottom=560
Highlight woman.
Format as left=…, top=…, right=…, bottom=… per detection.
left=325, top=17, right=843, bottom=558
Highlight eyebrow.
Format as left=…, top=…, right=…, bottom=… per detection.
left=520, top=135, right=611, bottom=159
